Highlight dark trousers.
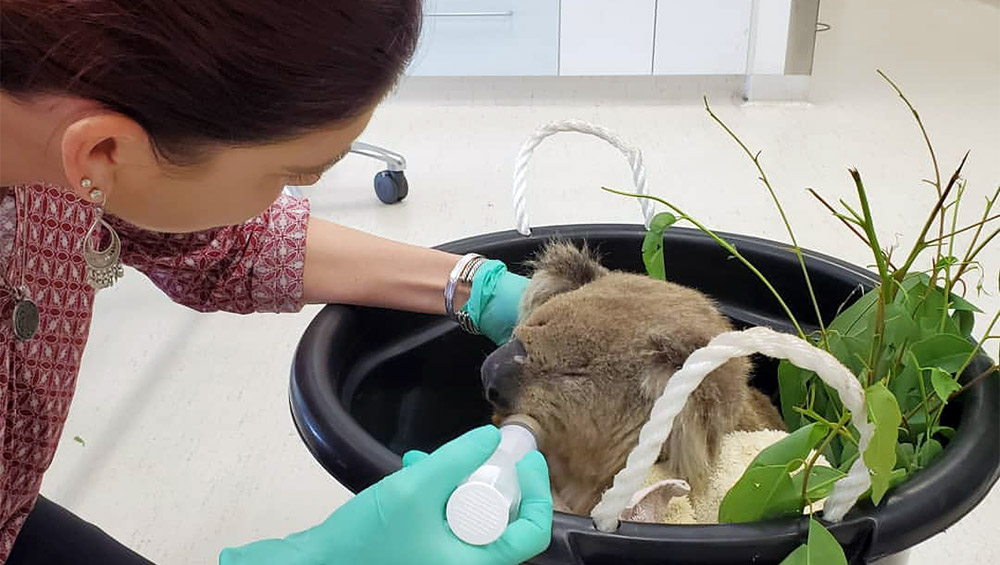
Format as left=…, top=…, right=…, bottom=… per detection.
left=7, top=496, right=155, bottom=565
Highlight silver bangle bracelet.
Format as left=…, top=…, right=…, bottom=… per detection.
left=445, top=253, right=485, bottom=318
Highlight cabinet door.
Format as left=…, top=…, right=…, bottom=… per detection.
left=653, top=0, right=754, bottom=75
left=407, top=0, right=560, bottom=76
left=559, top=0, right=656, bottom=76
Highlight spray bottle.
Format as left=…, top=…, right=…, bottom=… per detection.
left=446, top=415, right=542, bottom=546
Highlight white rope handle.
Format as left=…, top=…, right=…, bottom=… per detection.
left=512, top=120, right=655, bottom=236
left=590, top=327, right=874, bottom=532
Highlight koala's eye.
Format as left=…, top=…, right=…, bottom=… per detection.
left=523, top=315, right=550, bottom=328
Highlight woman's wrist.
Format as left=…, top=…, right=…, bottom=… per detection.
left=445, top=253, right=489, bottom=334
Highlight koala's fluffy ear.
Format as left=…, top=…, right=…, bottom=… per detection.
left=520, top=241, right=609, bottom=317
left=641, top=329, right=748, bottom=488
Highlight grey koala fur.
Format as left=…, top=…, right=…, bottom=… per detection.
left=485, top=241, right=785, bottom=516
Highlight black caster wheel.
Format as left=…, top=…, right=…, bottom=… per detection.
left=374, top=170, right=408, bottom=204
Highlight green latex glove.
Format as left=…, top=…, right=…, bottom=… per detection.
left=462, top=260, right=529, bottom=345
left=219, top=425, right=553, bottom=565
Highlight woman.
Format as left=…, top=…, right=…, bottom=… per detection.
left=0, top=1, right=553, bottom=564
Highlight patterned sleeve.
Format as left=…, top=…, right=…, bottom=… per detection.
left=108, top=195, right=311, bottom=314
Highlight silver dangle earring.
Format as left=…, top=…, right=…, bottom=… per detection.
left=82, top=179, right=124, bottom=290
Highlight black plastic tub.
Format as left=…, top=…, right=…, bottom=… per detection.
left=290, top=225, right=999, bottom=565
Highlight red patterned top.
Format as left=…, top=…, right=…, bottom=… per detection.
left=0, top=183, right=310, bottom=559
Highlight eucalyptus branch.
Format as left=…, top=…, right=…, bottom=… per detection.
left=939, top=182, right=965, bottom=332
left=955, top=227, right=998, bottom=284
left=906, top=362, right=999, bottom=424
left=808, top=188, right=900, bottom=271
left=602, top=186, right=807, bottom=339
left=793, top=406, right=859, bottom=445
left=954, top=309, right=1000, bottom=379
left=923, top=213, right=999, bottom=244
left=704, top=98, right=828, bottom=346
left=903, top=311, right=998, bottom=426
left=895, top=152, right=970, bottom=284
left=850, top=169, right=891, bottom=384
left=952, top=185, right=998, bottom=284
left=800, top=413, right=849, bottom=507
left=877, top=70, right=940, bottom=195
left=877, top=70, right=947, bottom=263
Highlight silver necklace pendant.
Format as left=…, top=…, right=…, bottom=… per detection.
left=11, top=293, right=39, bottom=342
left=83, top=216, right=124, bottom=291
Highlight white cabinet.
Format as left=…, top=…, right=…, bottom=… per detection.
left=653, top=0, right=754, bottom=75
left=407, top=0, right=560, bottom=77
left=559, top=0, right=657, bottom=76
left=406, top=1, right=801, bottom=80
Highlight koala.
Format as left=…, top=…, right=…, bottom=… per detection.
left=480, top=241, right=785, bottom=516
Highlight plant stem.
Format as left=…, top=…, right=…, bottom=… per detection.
left=850, top=169, right=890, bottom=384
left=902, top=311, right=998, bottom=425
left=878, top=70, right=941, bottom=194
left=808, top=188, right=900, bottom=271
left=851, top=170, right=892, bottom=289
left=877, top=70, right=947, bottom=264
left=914, top=356, right=934, bottom=445
left=602, top=186, right=808, bottom=339
left=704, top=98, right=828, bottom=348
left=955, top=309, right=1000, bottom=379
left=906, top=363, right=999, bottom=423
left=923, top=213, right=999, bottom=244
left=800, top=412, right=850, bottom=506
left=895, top=152, right=969, bottom=286
left=952, top=185, right=999, bottom=283
left=793, top=406, right=859, bottom=445
left=955, top=227, right=998, bottom=283
left=939, top=181, right=965, bottom=333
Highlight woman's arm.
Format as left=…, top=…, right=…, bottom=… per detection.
left=302, top=218, right=468, bottom=313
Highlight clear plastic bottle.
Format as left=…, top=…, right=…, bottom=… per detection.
left=446, top=415, right=541, bottom=546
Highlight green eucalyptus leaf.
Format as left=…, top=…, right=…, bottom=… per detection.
left=932, top=426, right=956, bottom=440
left=864, top=383, right=902, bottom=505
left=953, top=310, right=975, bottom=337
left=916, top=438, right=944, bottom=469
left=947, top=292, right=982, bottom=313
left=895, top=443, right=915, bottom=471
left=750, top=423, right=826, bottom=469
left=781, top=545, right=809, bottom=565
left=907, top=410, right=930, bottom=439
left=827, top=331, right=871, bottom=377
left=838, top=440, right=860, bottom=473
left=779, top=519, right=848, bottom=565
left=860, top=468, right=908, bottom=501
left=930, top=368, right=961, bottom=402
left=641, top=212, right=677, bottom=280
left=643, top=244, right=666, bottom=280
left=934, top=255, right=959, bottom=270
left=791, top=465, right=847, bottom=501
left=909, top=287, right=962, bottom=338
left=883, top=302, right=919, bottom=347
left=718, top=464, right=802, bottom=523
left=911, top=334, right=976, bottom=373
left=828, top=289, right=879, bottom=337
left=778, top=360, right=810, bottom=429
left=891, top=359, right=921, bottom=413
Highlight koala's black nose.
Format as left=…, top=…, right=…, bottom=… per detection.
left=480, top=339, right=526, bottom=410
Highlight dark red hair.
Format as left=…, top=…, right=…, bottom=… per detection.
left=0, top=0, right=422, bottom=161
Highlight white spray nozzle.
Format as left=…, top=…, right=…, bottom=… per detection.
left=446, top=417, right=540, bottom=546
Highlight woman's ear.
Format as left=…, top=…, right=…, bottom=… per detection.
left=60, top=113, right=155, bottom=201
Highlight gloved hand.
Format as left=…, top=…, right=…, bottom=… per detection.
left=462, top=260, right=529, bottom=345
left=219, top=425, right=553, bottom=565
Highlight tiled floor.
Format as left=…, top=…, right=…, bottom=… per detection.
left=40, top=0, right=998, bottom=563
